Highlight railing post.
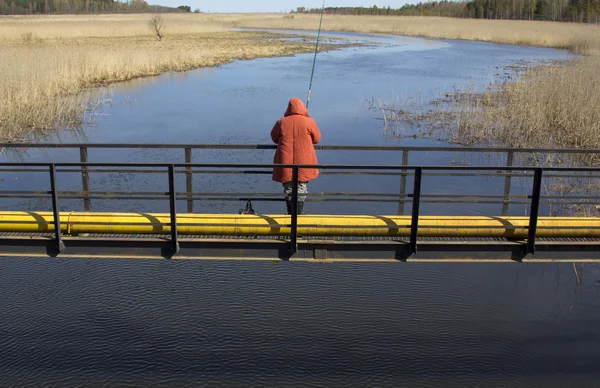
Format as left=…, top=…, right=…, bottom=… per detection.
left=185, top=147, right=194, bottom=213
left=49, top=164, right=65, bottom=256
left=502, top=150, right=514, bottom=216
left=409, top=167, right=423, bottom=256
left=527, top=168, right=543, bottom=255
left=398, top=149, right=409, bottom=215
left=164, top=164, right=180, bottom=258
left=289, top=166, right=299, bottom=255
left=79, top=146, right=91, bottom=212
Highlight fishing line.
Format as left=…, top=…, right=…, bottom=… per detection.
left=306, top=0, right=325, bottom=109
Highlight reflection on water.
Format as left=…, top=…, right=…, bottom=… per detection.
left=0, top=32, right=598, bottom=386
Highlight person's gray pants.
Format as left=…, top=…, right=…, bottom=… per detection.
left=283, top=182, right=308, bottom=202
left=283, top=182, right=308, bottom=214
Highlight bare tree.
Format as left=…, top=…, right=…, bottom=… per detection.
left=148, top=14, right=164, bottom=41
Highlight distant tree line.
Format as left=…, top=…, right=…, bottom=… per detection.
left=0, top=0, right=192, bottom=14
left=294, top=3, right=466, bottom=17
left=294, top=0, right=600, bottom=23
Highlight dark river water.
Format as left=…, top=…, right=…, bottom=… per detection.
left=1, top=31, right=599, bottom=387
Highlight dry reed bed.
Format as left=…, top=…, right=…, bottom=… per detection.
left=214, top=14, right=600, bottom=54
left=375, top=52, right=600, bottom=156
left=0, top=14, right=318, bottom=140
left=439, top=58, right=600, bottom=151
left=0, top=14, right=225, bottom=39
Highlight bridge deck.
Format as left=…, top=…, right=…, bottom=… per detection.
left=1, top=232, right=598, bottom=262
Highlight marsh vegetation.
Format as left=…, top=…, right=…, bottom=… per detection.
left=0, top=14, right=325, bottom=140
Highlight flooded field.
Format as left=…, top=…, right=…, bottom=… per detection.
left=1, top=31, right=599, bottom=387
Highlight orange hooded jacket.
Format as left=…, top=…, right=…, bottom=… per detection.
left=271, top=98, right=322, bottom=183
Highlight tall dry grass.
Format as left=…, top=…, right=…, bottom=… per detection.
left=0, top=14, right=317, bottom=141
left=0, top=14, right=224, bottom=40
left=375, top=55, right=600, bottom=159
left=3, top=13, right=600, bottom=144
left=214, top=13, right=600, bottom=54
left=440, top=58, right=600, bottom=151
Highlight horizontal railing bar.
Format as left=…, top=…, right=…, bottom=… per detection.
left=59, top=168, right=168, bottom=174
left=51, top=191, right=403, bottom=197
left=534, top=195, right=600, bottom=200
left=1, top=188, right=597, bottom=201
left=0, top=196, right=398, bottom=202
left=0, top=169, right=597, bottom=180
left=324, top=172, right=600, bottom=178
left=321, top=172, right=590, bottom=178
left=2, top=143, right=600, bottom=155
left=55, top=191, right=545, bottom=199
left=0, top=189, right=597, bottom=202
left=0, top=169, right=51, bottom=173
left=0, top=195, right=285, bottom=202
left=80, top=193, right=599, bottom=200
left=0, top=162, right=599, bottom=172
left=0, top=195, right=161, bottom=200
left=0, top=190, right=167, bottom=196
left=52, top=169, right=271, bottom=175
left=57, top=170, right=522, bottom=177
left=0, top=194, right=593, bottom=205
left=416, top=200, right=598, bottom=205
left=0, top=190, right=557, bottom=199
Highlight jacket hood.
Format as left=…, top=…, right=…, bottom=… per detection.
left=284, top=98, right=309, bottom=117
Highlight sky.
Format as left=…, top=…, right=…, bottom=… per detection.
left=148, top=1, right=413, bottom=13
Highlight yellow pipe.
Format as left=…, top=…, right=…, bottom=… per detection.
left=1, top=211, right=600, bottom=239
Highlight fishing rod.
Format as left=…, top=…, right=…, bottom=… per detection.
left=306, top=0, right=325, bottom=109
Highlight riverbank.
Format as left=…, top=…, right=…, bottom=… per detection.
left=373, top=57, right=600, bottom=162
left=215, top=14, right=600, bottom=54
left=0, top=14, right=325, bottom=141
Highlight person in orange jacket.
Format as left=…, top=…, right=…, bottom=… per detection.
left=271, top=98, right=322, bottom=215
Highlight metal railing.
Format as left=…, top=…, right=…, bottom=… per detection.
left=0, top=161, right=599, bottom=258
left=1, top=143, right=599, bottom=215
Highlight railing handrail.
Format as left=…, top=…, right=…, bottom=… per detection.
left=1, top=143, right=600, bottom=155
left=0, top=162, right=598, bottom=172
